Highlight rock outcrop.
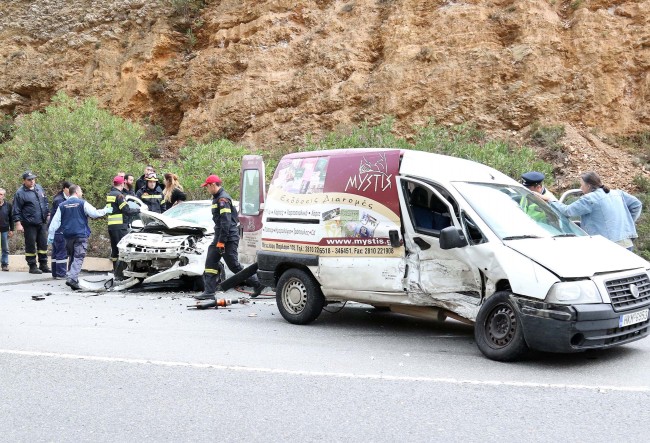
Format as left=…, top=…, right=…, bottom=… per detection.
left=1, top=0, right=649, bottom=188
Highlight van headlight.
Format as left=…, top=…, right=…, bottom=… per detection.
left=545, top=281, right=602, bottom=305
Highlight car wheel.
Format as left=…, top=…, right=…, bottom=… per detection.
left=276, top=269, right=324, bottom=325
left=474, top=291, right=528, bottom=362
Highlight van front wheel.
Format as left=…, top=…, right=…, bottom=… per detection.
left=276, top=269, right=324, bottom=325
left=475, top=291, right=528, bottom=361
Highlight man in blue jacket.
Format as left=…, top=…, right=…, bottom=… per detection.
left=48, top=184, right=112, bottom=290
left=49, top=181, right=71, bottom=278
left=13, top=171, right=50, bottom=274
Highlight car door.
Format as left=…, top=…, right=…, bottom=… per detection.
left=238, top=155, right=266, bottom=265
left=397, top=177, right=483, bottom=304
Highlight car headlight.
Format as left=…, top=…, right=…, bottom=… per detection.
left=545, top=280, right=602, bottom=305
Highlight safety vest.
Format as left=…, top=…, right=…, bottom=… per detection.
left=520, top=196, right=546, bottom=222
left=59, top=197, right=91, bottom=239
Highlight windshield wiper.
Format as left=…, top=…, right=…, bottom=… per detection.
left=502, top=235, right=542, bottom=240
left=553, top=233, right=576, bottom=238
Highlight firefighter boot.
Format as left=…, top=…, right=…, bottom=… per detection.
left=251, top=283, right=265, bottom=298
left=29, top=264, right=43, bottom=274
left=195, top=273, right=218, bottom=300
left=39, top=262, right=52, bottom=273
left=113, top=260, right=127, bottom=281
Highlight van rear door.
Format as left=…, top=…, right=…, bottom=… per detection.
left=238, top=155, right=265, bottom=265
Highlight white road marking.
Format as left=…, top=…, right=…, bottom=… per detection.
left=1, top=348, right=648, bottom=393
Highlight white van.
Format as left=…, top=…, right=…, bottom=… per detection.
left=238, top=149, right=650, bottom=361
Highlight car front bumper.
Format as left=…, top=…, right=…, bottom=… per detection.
left=515, top=297, right=650, bottom=353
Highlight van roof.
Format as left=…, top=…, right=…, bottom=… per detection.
left=281, top=148, right=517, bottom=186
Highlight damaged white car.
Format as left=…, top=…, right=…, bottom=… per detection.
left=116, top=199, right=215, bottom=290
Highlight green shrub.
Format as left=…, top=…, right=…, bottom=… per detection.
left=168, top=139, right=257, bottom=200
left=0, top=92, right=154, bottom=205
left=303, top=117, right=410, bottom=151
left=0, top=113, right=14, bottom=143
left=529, top=121, right=565, bottom=151
left=413, top=122, right=554, bottom=182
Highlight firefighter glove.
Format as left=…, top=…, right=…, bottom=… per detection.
left=216, top=242, right=225, bottom=254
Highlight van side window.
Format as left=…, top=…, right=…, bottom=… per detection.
left=241, top=169, right=261, bottom=215
left=462, top=213, right=486, bottom=245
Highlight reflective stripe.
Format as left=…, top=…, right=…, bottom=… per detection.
left=220, top=208, right=231, bottom=214
left=106, top=196, right=116, bottom=202
left=52, top=259, right=68, bottom=263
left=110, top=257, right=118, bottom=262
left=37, top=250, right=48, bottom=254
left=211, top=204, right=218, bottom=209
left=25, top=253, right=36, bottom=257
left=118, top=202, right=127, bottom=209
left=107, top=214, right=124, bottom=225
left=141, top=195, right=162, bottom=199
left=204, top=268, right=220, bottom=274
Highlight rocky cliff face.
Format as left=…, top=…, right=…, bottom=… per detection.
left=1, top=0, right=649, bottom=188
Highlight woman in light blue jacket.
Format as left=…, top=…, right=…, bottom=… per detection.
left=540, top=171, right=642, bottom=250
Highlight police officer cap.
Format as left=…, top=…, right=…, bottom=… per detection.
left=22, top=171, right=37, bottom=180
left=521, top=171, right=545, bottom=187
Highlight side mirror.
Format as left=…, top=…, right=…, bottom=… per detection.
left=439, top=226, right=468, bottom=250
left=131, top=220, right=144, bottom=229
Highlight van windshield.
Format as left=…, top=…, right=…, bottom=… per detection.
left=454, top=182, right=586, bottom=240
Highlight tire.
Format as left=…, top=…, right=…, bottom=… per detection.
left=474, top=291, right=528, bottom=362
left=276, top=268, right=324, bottom=325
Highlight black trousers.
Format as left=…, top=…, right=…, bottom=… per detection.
left=108, top=229, right=127, bottom=261
left=202, top=239, right=260, bottom=293
left=24, top=223, right=48, bottom=267
left=109, top=228, right=128, bottom=278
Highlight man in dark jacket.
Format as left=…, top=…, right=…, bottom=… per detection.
left=107, top=175, right=141, bottom=279
left=49, top=181, right=71, bottom=278
left=136, top=173, right=164, bottom=213
left=13, top=171, right=50, bottom=274
left=0, top=188, right=14, bottom=271
left=195, top=174, right=264, bottom=300
left=135, top=165, right=165, bottom=194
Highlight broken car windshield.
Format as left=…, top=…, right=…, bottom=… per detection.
left=453, top=182, right=586, bottom=240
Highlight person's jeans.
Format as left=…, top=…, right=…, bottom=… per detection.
left=0, top=231, right=8, bottom=265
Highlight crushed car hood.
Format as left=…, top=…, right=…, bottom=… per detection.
left=140, top=210, right=210, bottom=235
left=505, top=235, right=649, bottom=278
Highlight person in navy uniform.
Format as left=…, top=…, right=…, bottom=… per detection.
left=521, top=171, right=556, bottom=200
left=49, top=181, right=71, bottom=278
left=195, top=174, right=264, bottom=300
left=48, top=184, right=112, bottom=290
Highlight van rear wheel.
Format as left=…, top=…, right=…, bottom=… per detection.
left=276, top=269, right=324, bottom=325
left=475, top=291, right=528, bottom=361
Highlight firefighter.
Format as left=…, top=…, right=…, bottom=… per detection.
left=12, top=171, right=50, bottom=274
left=195, top=174, right=265, bottom=300
left=135, top=172, right=164, bottom=213
left=107, top=175, right=140, bottom=278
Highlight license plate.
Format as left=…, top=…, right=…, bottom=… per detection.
left=619, top=309, right=649, bottom=328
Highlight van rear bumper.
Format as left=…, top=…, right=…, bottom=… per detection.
left=515, top=298, right=650, bottom=353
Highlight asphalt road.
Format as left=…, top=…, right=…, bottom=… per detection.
left=1, top=273, right=649, bottom=442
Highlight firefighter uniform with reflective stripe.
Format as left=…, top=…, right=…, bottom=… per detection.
left=202, top=188, right=262, bottom=295
left=106, top=187, right=139, bottom=277
left=136, top=185, right=164, bottom=213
